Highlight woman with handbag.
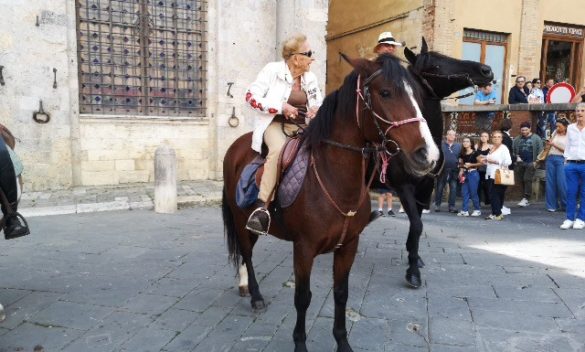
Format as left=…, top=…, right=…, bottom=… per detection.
left=480, top=130, right=512, bottom=220
left=457, top=138, right=482, bottom=217
left=545, top=118, right=568, bottom=212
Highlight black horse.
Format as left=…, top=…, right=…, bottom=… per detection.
left=386, top=38, right=494, bottom=288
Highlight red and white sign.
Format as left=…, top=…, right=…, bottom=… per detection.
left=547, top=83, right=576, bottom=103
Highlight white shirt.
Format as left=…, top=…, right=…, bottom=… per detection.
left=564, top=123, right=585, bottom=161
left=245, top=61, right=323, bottom=152
left=485, top=144, right=512, bottom=179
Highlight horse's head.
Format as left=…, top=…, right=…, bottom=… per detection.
left=405, top=37, right=494, bottom=98
left=341, top=54, right=440, bottom=177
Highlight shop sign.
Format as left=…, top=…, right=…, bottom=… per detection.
left=544, top=24, right=584, bottom=38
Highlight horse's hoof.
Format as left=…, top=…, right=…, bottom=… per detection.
left=239, top=286, right=249, bottom=297
left=251, top=299, right=266, bottom=311
left=417, top=257, right=425, bottom=268
left=405, top=273, right=422, bottom=288
left=0, top=304, right=5, bottom=322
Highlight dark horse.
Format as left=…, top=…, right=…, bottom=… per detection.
left=384, top=38, right=493, bottom=288
left=222, top=54, right=439, bottom=352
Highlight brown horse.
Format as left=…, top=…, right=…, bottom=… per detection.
left=222, top=54, right=439, bottom=352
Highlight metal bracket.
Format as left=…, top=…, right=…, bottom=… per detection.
left=0, top=66, right=4, bottom=86
left=226, top=82, right=234, bottom=98
left=228, top=107, right=239, bottom=128
left=33, top=100, right=51, bottom=124
left=52, top=68, right=57, bottom=89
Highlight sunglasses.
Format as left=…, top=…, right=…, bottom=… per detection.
left=293, top=50, right=313, bottom=58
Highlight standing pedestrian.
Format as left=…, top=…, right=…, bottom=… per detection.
left=474, top=83, right=497, bottom=131
left=543, top=78, right=557, bottom=135
left=500, top=119, right=514, bottom=215
left=560, top=103, right=585, bottom=229
left=480, top=131, right=512, bottom=220
left=475, top=131, right=492, bottom=206
left=434, top=130, right=461, bottom=213
left=508, top=76, right=529, bottom=104
left=512, top=121, right=543, bottom=207
left=545, top=118, right=568, bottom=212
left=457, top=138, right=482, bottom=217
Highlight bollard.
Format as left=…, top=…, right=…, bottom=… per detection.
left=154, top=145, right=177, bottom=213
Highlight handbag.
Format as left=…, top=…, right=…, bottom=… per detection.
left=495, top=167, right=515, bottom=186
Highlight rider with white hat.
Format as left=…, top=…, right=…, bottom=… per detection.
left=374, top=31, right=402, bottom=56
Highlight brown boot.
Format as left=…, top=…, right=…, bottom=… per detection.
left=245, top=201, right=270, bottom=235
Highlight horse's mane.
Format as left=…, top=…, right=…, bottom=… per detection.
left=305, top=54, right=422, bottom=150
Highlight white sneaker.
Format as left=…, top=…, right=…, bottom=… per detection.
left=518, top=198, right=529, bottom=207
left=573, top=219, right=585, bottom=230
left=471, top=210, right=482, bottom=217
left=457, top=210, right=469, bottom=217
left=398, top=206, right=405, bottom=213
left=560, top=220, right=574, bottom=230
left=422, top=209, right=430, bottom=214
left=501, top=206, right=511, bottom=215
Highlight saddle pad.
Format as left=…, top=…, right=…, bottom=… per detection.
left=278, top=144, right=309, bottom=208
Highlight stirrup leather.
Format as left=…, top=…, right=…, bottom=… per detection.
left=245, top=207, right=271, bottom=236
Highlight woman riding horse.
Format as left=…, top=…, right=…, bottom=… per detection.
left=244, top=33, right=323, bottom=235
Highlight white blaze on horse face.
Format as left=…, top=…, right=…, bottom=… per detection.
left=405, top=83, right=440, bottom=163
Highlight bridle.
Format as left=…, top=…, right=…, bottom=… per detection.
left=417, top=71, right=477, bottom=101
left=311, top=67, right=427, bottom=251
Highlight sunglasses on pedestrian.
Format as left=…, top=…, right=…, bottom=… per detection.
left=293, top=50, right=313, bottom=58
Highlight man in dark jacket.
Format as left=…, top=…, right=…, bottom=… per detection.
left=508, top=76, right=529, bottom=104
left=434, top=130, right=461, bottom=213
left=512, top=121, right=543, bottom=207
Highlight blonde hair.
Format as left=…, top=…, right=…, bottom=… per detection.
left=576, top=102, right=585, bottom=111
left=281, top=34, right=307, bottom=60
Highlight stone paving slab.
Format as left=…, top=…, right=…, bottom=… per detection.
left=0, top=204, right=584, bottom=351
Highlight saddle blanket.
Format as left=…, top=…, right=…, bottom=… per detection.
left=236, top=142, right=309, bottom=209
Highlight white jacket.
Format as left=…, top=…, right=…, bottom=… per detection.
left=245, top=61, right=323, bottom=152
left=486, top=144, right=512, bottom=179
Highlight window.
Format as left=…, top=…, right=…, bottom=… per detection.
left=459, top=29, right=508, bottom=104
left=541, top=23, right=584, bottom=87
left=76, top=0, right=207, bottom=117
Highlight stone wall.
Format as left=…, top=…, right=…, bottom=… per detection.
left=0, top=0, right=329, bottom=190
left=0, top=0, right=74, bottom=191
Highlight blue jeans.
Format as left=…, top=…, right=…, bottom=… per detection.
left=564, top=162, right=585, bottom=221
left=545, top=155, right=566, bottom=211
left=461, top=170, right=480, bottom=212
left=435, top=168, right=458, bottom=209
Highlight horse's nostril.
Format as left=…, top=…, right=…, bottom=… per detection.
left=481, top=65, right=492, bottom=77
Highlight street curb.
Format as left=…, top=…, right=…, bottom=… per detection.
left=20, top=195, right=222, bottom=218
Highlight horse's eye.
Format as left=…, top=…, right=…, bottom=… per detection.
left=380, top=90, right=391, bottom=98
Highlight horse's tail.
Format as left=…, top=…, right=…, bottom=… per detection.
left=222, top=187, right=241, bottom=269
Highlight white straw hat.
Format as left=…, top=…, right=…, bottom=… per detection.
left=375, top=32, right=402, bottom=48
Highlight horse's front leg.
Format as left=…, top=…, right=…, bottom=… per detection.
left=292, top=244, right=315, bottom=352
left=332, top=238, right=358, bottom=352
left=399, top=185, right=423, bottom=288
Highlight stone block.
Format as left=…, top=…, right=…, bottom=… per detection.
left=81, top=170, right=119, bottom=186
left=115, top=159, right=136, bottom=171
left=81, top=160, right=115, bottom=172
left=119, top=170, right=150, bottom=184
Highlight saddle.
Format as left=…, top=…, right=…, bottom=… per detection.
left=236, top=136, right=309, bottom=209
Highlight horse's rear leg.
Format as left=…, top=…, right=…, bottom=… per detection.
left=240, top=234, right=265, bottom=310
left=332, top=238, right=358, bottom=352
left=238, top=264, right=249, bottom=296
left=292, top=246, right=315, bottom=352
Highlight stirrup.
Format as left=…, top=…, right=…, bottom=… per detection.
left=245, top=207, right=271, bottom=236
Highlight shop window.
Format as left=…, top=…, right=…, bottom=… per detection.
left=76, top=0, right=207, bottom=117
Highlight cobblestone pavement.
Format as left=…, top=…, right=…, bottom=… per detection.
left=0, top=204, right=584, bottom=352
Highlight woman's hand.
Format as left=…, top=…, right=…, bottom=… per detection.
left=306, top=106, right=319, bottom=119
left=282, top=103, right=298, bottom=120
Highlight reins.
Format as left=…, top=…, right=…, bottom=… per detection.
left=311, top=68, right=425, bottom=250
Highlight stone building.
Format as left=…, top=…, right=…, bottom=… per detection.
left=327, top=0, right=585, bottom=105
left=0, top=0, right=328, bottom=191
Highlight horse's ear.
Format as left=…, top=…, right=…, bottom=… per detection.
left=338, top=52, right=369, bottom=71
left=404, top=47, right=417, bottom=65
left=421, top=37, right=429, bottom=54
